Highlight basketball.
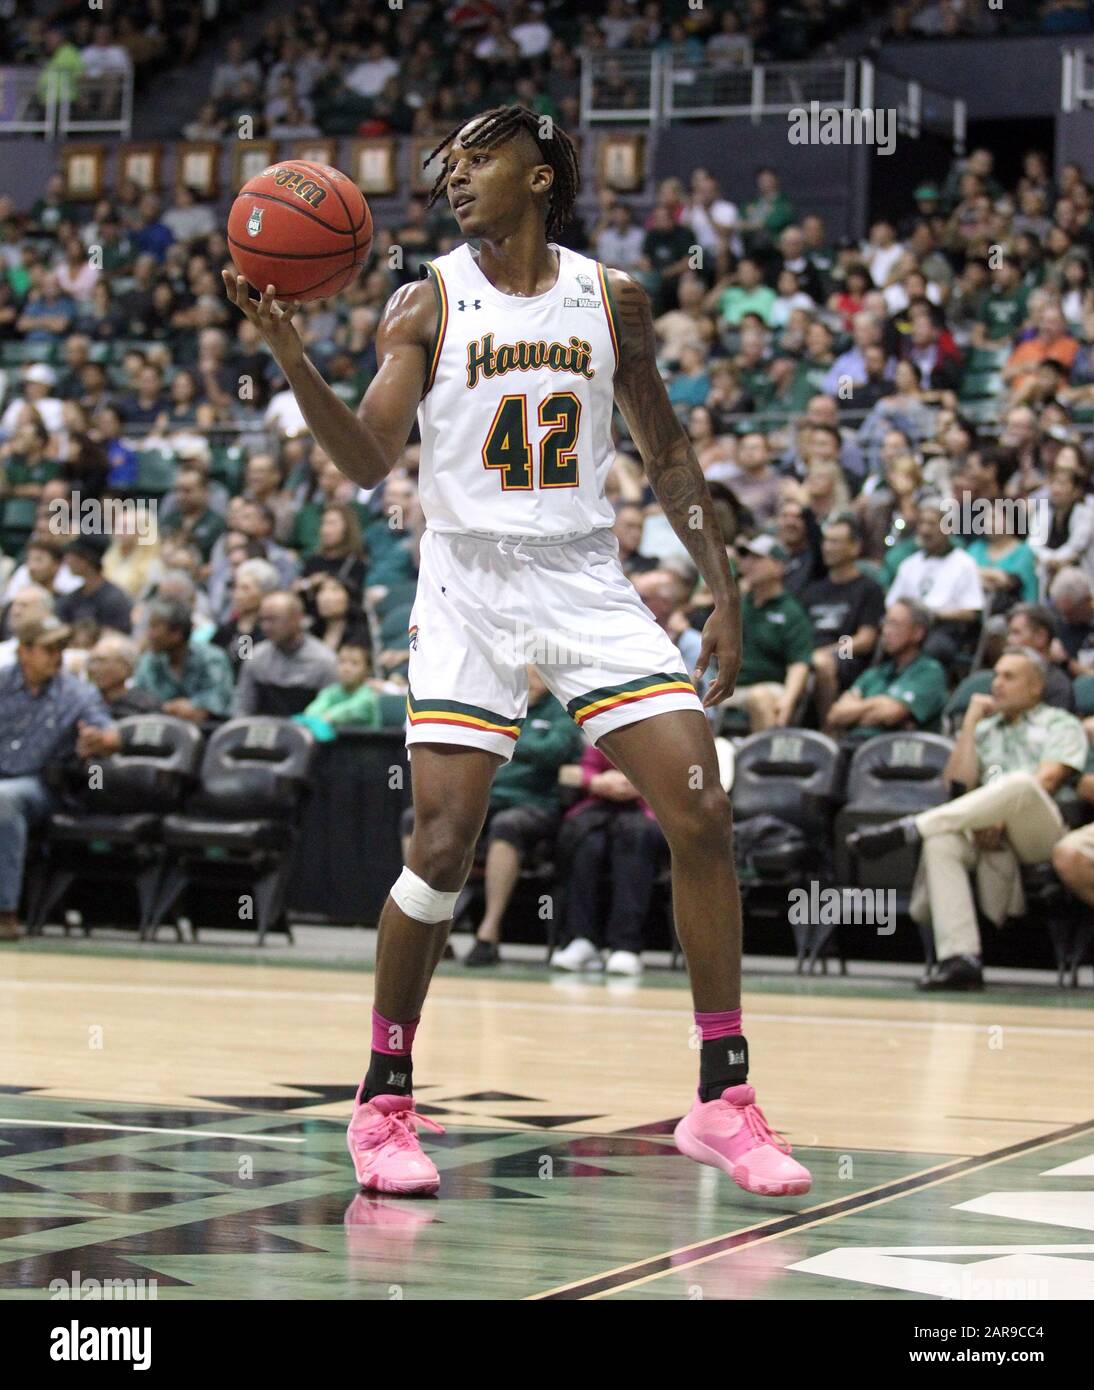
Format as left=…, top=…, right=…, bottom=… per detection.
left=227, top=160, right=373, bottom=303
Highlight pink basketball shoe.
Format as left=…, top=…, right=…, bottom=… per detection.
left=346, top=1088, right=445, bottom=1196
left=674, top=1084, right=812, bottom=1197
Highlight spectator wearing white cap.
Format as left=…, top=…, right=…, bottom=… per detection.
left=718, top=535, right=814, bottom=731
left=0, top=364, right=64, bottom=435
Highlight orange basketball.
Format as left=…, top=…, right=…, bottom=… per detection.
left=227, top=160, right=373, bottom=303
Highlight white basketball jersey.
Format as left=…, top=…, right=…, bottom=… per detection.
left=415, top=242, right=620, bottom=539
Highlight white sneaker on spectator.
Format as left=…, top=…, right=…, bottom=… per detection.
left=605, top=950, right=643, bottom=976
left=551, top=937, right=603, bottom=971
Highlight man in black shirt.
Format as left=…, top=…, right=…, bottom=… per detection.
left=641, top=206, right=697, bottom=314
left=57, top=536, right=133, bottom=634
left=802, top=514, right=885, bottom=722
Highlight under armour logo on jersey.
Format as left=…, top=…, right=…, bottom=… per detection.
left=457, top=299, right=482, bottom=311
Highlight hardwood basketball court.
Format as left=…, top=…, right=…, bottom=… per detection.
left=1, top=939, right=1092, bottom=1300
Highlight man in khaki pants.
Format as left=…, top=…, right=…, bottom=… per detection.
left=850, top=646, right=1089, bottom=990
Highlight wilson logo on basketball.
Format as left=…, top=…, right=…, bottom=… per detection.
left=263, top=165, right=328, bottom=209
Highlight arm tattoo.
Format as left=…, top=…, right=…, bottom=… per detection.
left=609, top=270, right=737, bottom=608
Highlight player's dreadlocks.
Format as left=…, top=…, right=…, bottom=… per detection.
left=423, top=105, right=581, bottom=241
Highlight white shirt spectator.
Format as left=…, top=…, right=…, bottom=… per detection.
left=686, top=198, right=743, bottom=259
left=55, top=259, right=100, bottom=302
left=1029, top=497, right=1094, bottom=588
left=80, top=40, right=132, bottom=80
left=596, top=225, right=646, bottom=271
left=210, top=56, right=262, bottom=100
left=1, top=392, right=65, bottom=435
left=883, top=280, right=943, bottom=315
left=887, top=546, right=985, bottom=614
left=345, top=54, right=400, bottom=99
left=511, top=19, right=552, bottom=56
left=861, top=239, right=906, bottom=288
left=600, top=8, right=633, bottom=46
left=161, top=202, right=217, bottom=244
left=1, top=560, right=82, bottom=603
left=708, top=34, right=752, bottom=66
left=265, top=93, right=315, bottom=125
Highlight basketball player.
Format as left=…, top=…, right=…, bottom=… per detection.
left=223, top=107, right=811, bottom=1199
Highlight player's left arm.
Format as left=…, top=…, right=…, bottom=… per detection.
left=607, top=269, right=740, bottom=704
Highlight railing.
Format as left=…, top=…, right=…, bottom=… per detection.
left=666, top=57, right=856, bottom=123
left=1060, top=46, right=1094, bottom=111
left=0, top=67, right=133, bottom=137
left=580, top=49, right=967, bottom=151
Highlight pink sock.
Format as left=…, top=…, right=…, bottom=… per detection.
left=371, top=1008, right=419, bottom=1056
left=695, top=1007, right=742, bottom=1041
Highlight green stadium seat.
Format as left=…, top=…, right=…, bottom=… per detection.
left=133, top=450, right=177, bottom=498
left=1074, top=675, right=1094, bottom=718
left=961, top=399, right=1004, bottom=425
left=966, top=346, right=1009, bottom=371
left=0, top=496, right=38, bottom=554
left=210, top=444, right=244, bottom=492
left=377, top=692, right=409, bottom=728
left=959, top=369, right=1004, bottom=401
left=1, top=342, right=56, bottom=367
left=942, top=669, right=993, bottom=733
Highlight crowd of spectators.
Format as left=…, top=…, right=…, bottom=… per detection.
left=2, top=1, right=268, bottom=119
left=3, top=10, right=1094, bottom=977
left=881, top=0, right=1094, bottom=40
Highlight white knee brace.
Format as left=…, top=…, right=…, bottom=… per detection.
left=390, top=866, right=460, bottom=924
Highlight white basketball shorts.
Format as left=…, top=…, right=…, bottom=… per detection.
left=403, top=527, right=704, bottom=761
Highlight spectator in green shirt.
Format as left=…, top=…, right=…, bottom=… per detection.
left=295, top=642, right=381, bottom=738
left=37, top=28, right=84, bottom=107
left=717, top=258, right=777, bottom=327
left=972, top=260, right=1028, bottom=348
left=132, top=598, right=234, bottom=720
left=0, top=419, right=59, bottom=500
left=826, top=597, right=948, bottom=739
left=741, top=167, right=796, bottom=253
left=718, top=535, right=814, bottom=731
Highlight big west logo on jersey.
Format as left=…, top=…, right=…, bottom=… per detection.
left=465, top=333, right=595, bottom=389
